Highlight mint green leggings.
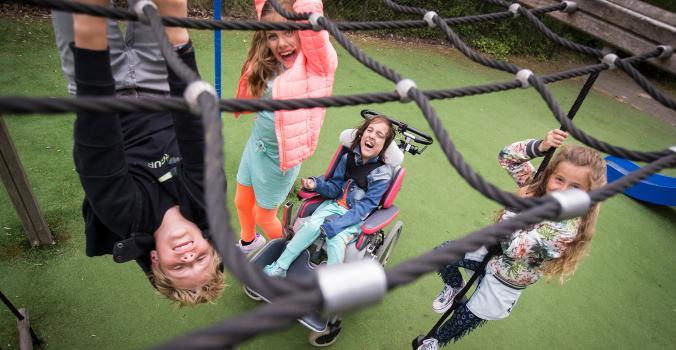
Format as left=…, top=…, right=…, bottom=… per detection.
left=276, top=201, right=361, bottom=270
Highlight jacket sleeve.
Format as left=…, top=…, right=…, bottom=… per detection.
left=320, top=166, right=392, bottom=238
left=166, top=42, right=204, bottom=204
left=71, top=44, right=137, bottom=236
left=498, top=138, right=545, bottom=188
left=294, top=0, right=338, bottom=78
left=254, top=0, right=265, bottom=19
left=312, top=154, right=347, bottom=199
left=501, top=210, right=578, bottom=263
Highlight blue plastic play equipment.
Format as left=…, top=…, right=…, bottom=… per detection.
left=605, top=156, right=676, bottom=206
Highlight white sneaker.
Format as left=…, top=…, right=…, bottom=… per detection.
left=432, top=284, right=462, bottom=313
left=237, top=233, right=267, bottom=254
left=417, top=338, right=439, bottom=350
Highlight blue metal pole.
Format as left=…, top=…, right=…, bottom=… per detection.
left=214, top=0, right=222, bottom=97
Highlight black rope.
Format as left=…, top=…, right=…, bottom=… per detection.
left=535, top=70, right=601, bottom=177
left=266, top=0, right=310, bottom=21
left=514, top=3, right=604, bottom=58
left=614, top=57, right=676, bottom=110
left=0, top=55, right=643, bottom=115
left=153, top=289, right=323, bottom=350
left=199, top=85, right=311, bottom=298
left=144, top=4, right=199, bottom=84
left=2, top=0, right=675, bottom=348
left=529, top=74, right=671, bottom=162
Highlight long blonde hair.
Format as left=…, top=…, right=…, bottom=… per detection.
left=244, top=0, right=296, bottom=97
left=525, top=145, right=606, bottom=283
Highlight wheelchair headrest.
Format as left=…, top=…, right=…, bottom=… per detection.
left=339, top=129, right=404, bottom=166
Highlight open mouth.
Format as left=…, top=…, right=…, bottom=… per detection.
left=279, top=50, right=298, bottom=64
left=364, top=139, right=375, bottom=150
left=173, top=240, right=193, bottom=252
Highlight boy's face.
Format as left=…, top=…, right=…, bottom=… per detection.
left=151, top=206, right=216, bottom=289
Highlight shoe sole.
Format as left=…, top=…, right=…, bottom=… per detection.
left=432, top=302, right=454, bottom=314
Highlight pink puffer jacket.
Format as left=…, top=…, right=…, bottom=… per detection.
left=235, top=0, right=338, bottom=171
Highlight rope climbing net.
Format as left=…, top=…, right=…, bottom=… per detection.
left=2, top=0, right=675, bottom=348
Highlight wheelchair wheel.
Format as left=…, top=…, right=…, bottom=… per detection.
left=242, top=286, right=262, bottom=301
left=378, top=220, right=403, bottom=266
left=308, top=320, right=342, bottom=347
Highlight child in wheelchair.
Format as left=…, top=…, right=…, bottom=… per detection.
left=263, top=115, right=396, bottom=277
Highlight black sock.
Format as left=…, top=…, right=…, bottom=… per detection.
left=240, top=239, right=253, bottom=246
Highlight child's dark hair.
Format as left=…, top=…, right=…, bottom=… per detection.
left=350, top=115, right=396, bottom=161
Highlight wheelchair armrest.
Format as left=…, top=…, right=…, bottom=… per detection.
left=297, top=176, right=325, bottom=200
left=361, top=205, right=399, bottom=234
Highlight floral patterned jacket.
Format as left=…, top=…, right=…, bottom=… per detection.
left=487, top=139, right=580, bottom=288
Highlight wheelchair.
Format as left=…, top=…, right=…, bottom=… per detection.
left=243, top=109, right=433, bottom=347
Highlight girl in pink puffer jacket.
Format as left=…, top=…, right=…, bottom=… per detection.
left=234, top=0, right=338, bottom=253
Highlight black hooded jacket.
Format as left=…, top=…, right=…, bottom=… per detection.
left=72, top=43, right=207, bottom=273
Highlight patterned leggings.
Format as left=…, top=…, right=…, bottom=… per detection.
left=435, top=258, right=487, bottom=345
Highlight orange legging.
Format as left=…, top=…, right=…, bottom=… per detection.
left=234, top=183, right=283, bottom=242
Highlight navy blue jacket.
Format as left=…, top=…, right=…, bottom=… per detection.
left=311, top=146, right=393, bottom=238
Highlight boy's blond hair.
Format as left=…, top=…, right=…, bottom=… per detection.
left=151, top=252, right=225, bottom=306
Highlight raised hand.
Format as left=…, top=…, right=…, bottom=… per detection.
left=538, top=129, right=568, bottom=153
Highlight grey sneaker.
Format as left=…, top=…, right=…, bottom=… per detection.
left=432, top=284, right=462, bottom=313
left=417, top=338, right=439, bottom=350
left=237, top=233, right=267, bottom=254
left=263, top=262, right=287, bottom=277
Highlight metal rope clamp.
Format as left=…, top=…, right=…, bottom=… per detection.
left=602, top=53, right=618, bottom=70
left=184, top=80, right=218, bottom=115
left=308, top=13, right=323, bottom=31
left=508, top=4, right=521, bottom=18
left=133, top=0, right=157, bottom=25
left=657, top=45, right=673, bottom=59
left=562, top=1, right=578, bottom=13
left=396, top=79, right=417, bottom=102
left=550, top=189, right=591, bottom=220
left=423, top=11, right=438, bottom=28
left=317, top=260, right=387, bottom=317
left=516, top=69, right=533, bottom=88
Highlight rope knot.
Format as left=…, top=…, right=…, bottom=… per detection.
left=423, top=11, right=438, bottom=28
left=184, top=80, right=218, bottom=115
left=133, top=0, right=157, bottom=25
left=515, top=69, right=533, bottom=88
left=317, top=260, right=386, bottom=316
left=395, top=79, right=417, bottom=102
left=308, top=13, right=323, bottom=31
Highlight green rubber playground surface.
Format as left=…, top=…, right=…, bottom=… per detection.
left=1, top=18, right=675, bottom=350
